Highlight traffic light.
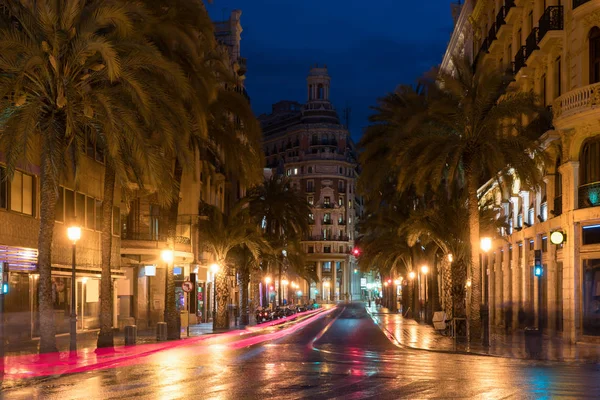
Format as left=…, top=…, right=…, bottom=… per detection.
left=353, top=268, right=358, bottom=274
left=352, top=247, right=360, bottom=256
left=534, top=250, right=543, bottom=277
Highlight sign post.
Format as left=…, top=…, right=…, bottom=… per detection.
left=182, top=281, right=194, bottom=337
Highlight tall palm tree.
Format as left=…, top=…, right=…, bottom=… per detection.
left=247, top=176, right=311, bottom=306
left=139, top=0, right=263, bottom=338
left=198, top=201, right=266, bottom=330
left=0, top=0, right=186, bottom=353
left=368, top=57, right=549, bottom=338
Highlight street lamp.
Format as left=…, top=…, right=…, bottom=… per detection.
left=161, top=248, right=174, bottom=263
left=480, top=237, right=492, bottom=347
left=448, top=253, right=453, bottom=263
left=67, top=224, right=81, bottom=353
left=210, top=263, right=220, bottom=327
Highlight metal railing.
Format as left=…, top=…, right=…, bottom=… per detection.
left=306, top=235, right=350, bottom=242
left=539, top=6, right=563, bottom=43
left=514, top=46, right=527, bottom=74
left=573, top=0, right=591, bottom=10
left=578, top=182, right=600, bottom=209
left=525, top=28, right=539, bottom=60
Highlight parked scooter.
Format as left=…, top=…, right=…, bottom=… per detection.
left=256, top=308, right=271, bottom=323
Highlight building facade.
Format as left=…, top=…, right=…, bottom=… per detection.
left=444, top=0, right=600, bottom=343
left=260, top=65, right=362, bottom=302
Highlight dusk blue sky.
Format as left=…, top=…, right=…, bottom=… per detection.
left=206, top=1, right=456, bottom=142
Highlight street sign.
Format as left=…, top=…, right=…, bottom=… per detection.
left=181, top=281, right=194, bottom=293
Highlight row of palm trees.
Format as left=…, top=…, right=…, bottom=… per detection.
left=0, top=0, right=262, bottom=353
left=357, top=57, right=550, bottom=339
left=199, top=176, right=313, bottom=330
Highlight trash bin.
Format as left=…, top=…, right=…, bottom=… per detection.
left=156, top=322, right=168, bottom=341
left=124, top=325, right=137, bottom=346
left=524, top=327, right=542, bottom=357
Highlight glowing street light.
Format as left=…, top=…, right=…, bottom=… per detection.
left=265, top=276, right=272, bottom=284
left=161, top=248, right=174, bottom=263
left=67, top=223, right=82, bottom=353
left=384, top=281, right=389, bottom=287
left=448, top=253, right=453, bottom=263
left=421, top=265, right=429, bottom=275
left=409, top=271, right=416, bottom=280
left=209, top=263, right=220, bottom=328
left=394, top=279, right=401, bottom=286
left=282, top=279, right=289, bottom=286
left=480, top=237, right=492, bottom=253
left=467, top=279, right=472, bottom=288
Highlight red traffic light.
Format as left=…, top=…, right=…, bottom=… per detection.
left=352, top=247, right=360, bottom=256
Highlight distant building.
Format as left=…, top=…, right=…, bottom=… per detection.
left=260, top=64, right=362, bottom=302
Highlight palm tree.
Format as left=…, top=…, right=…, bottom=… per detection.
left=368, top=57, right=549, bottom=338
left=247, top=177, right=311, bottom=306
left=139, top=0, right=263, bottom=338
left=0, top=0, right=186, bottom=353
left=198, top=201, right=266, bottom=330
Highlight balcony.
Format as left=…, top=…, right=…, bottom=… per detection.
left=538, top=6, right=563, bottom=43
left=338, top=220, right=346, bottom=225
left=306, top=235, right=350, bottom=242
left=579, top=182, right=600, bottom=209
left=553, top=195, right=562, bottom=216
left=322, top=220, right=333, bottom=225
left=553, top=82, right=600, bottom=124
left=306, top=187, right=315, bottom=193
left=122, top=215, right=193, bottom=246
left=322, top=203, right=334, bottom=209
left=525, top=28, right=539, bottom=60
left=514, top=46, right=527, bottom=74
left=574, top=0, right=591, bottom=10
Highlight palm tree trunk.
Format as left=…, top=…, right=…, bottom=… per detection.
left=37, top=150, right=59, bottom=354
left=215, top=270, right=229, bottom=330
left=250, top=268, right=260, bottom=315
left=238, top=267, right=250, bottom=325
left=441, top=257, right=453, bottom=319
left=97, top=164, right=116, bottom=348
left=278, top=260, right=282, bottom=306
left=165, top=159, right=183, bottom=340
left=467, top=173, right=482, bottom=341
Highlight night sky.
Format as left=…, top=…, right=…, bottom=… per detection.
left=206, top=0, right=456, bottom=142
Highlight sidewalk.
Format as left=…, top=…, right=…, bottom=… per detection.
left=368, top=305, right=600, bottom=363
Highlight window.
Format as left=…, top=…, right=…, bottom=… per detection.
left=308, top=196, right=314, bottom=205
left=541, top=74, right=546, bottom=106
left=322, top=261, right=331, bottom=272
left=324, top=246, right=331, bottom=254
left=517, top=214, right=523, bottom=228
left=339, top=167, right=343, bottom=174
left=95, top=199, right=103, bottom=231
left=324, top=196, right=330, bottom=205
left=309, top=213, right=314, bottom=223
left=76, top=193, right=85, bottom=221
left=554, top=56, right=562, bottom=99
left=0, top=166, right=6, bottom=209
left=580, top=138, right=600, bottom=185
left=306, top=180, right=314, bottom=192
left=113, top=206, right=120, bottom=236
left=86, top=196, right=95, bottom=229
left=293, top=168, right=298, bottom=175
left=590, top=27, right=600, bottom=84
left=542, top=236, right=548, bottom=252
left=518, top=242, right=523, bottom=258
left=338, top=195, right=344, bottom=207
left=64, top=189, right=75, bottom=221
left=583, top=224, right=600, bottom=245
left=348, top=199, right=352, bottom=208
left=317, top=84, right=324, bottom=99
left=308, top=246, right=314, bottom=254
left=529, top=239, right=535, bottom=251
left=338, top=180, right=345, bottom=192
left=55, top=187, right=64, bottom=222
left=324, top=213, right=331, bottom=223
left=9, top=171, right=34, bottom=215
left=286, top=169, right=292, bottom=176
left=540, top=203, right=548, bottom=221
left=308, top=166, right=313, bottom=173
left=85, top=131, right=105, bottom=163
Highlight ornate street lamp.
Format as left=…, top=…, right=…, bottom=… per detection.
left=67, top=224, right=81, bottom=353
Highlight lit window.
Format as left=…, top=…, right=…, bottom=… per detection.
left=324, top=196, right=331, bottom=205
left=528, top=208, right=535, bottom=225
left=293, top=168, right=298, bottom=175
left=541, top=203, right=548, bottom=221
left=308, top=196, right=314, bottom=205
left=286, top=169, right=291, bottom=176
left=10, top=171, right=35, bottom=215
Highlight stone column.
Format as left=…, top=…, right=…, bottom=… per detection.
left=317, top=261, right=322, bottom=302
left=332, top=260, right=337, bottom=302
left=559, top=161, right=579, bottom=213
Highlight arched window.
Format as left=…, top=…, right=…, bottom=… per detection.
left=581, top=138, right=600, bottom=185
left=309, top=85, right=313, bottom=100
left=318, top=84, right=324, bottom=99
left=590, top=27, right=600, bottom=84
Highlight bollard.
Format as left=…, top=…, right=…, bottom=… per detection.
left=156, top=322, right=168, bottom=341
left=124, top=325, right=137, bottom=346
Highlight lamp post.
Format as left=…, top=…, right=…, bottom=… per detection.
left=67, top=224, right=81, bottom=353
left=480, top=237, right=492, bottom=347
left=282, top=279, right=289, bottom=305
left=210, top=263, right=220, bottom=329
left=409, top=271, right=416, bottom=319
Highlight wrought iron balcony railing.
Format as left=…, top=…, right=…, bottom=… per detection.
left=573, top=0, right=591, bottom=10
left=579, top=182, right=600, bottom=209
left=539, top=6, right=563, bottom=42
left=306, top=235, right=350, bottom=242
left=514, top=46, right=527, bottom=74
left=525, top=28, right=539, bottom=59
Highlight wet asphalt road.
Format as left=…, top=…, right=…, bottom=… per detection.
left=4, top=303, right=600, bottom=399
